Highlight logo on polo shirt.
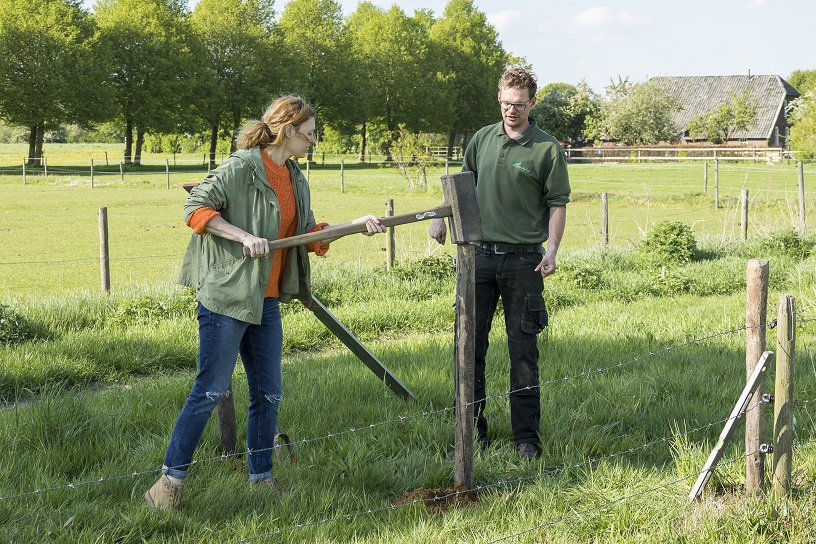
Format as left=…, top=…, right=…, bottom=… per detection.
left=512, top=162, right=531, bottom=174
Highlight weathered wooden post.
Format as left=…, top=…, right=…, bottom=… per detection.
left=340, top=159, right=345, bottom=193
left=704, top=161, right=708, bottom=194
left=745, top=259, right=769, bottom=494
left=601, top=192, right=609, bottom=250
left=798, top=162, right=806, bottom=234
left=98, top=207, right=110, bottom=294
left=165, top=159, right=170, bottom=189
left=773, top=294, right=795, bottom=498
left=90, top=159, right=95, bottom=188
left=385, top=199, right=395, bottom=271
left=741, top=189, right=749, bottom=241
left=119, top=162, right=124, bottom=183
left=714, top=157, right=720, bottom=209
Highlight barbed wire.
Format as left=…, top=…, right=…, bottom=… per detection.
left=0, top=253, right=182, bottom=266
left=231, top=415, right=767, bottom=544
left=0, top=324, right=758, bottom=504
left=484, top=448, right=761, bottom=544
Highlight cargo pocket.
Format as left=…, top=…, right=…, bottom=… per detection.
left=520, top=295, right=548, bottom=334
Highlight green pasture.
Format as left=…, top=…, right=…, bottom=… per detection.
left=2, top=147, right=816, bottom=542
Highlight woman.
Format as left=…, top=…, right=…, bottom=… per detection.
left=145, top=96, right=384, bottom=510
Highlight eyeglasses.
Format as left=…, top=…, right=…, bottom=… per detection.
left=498, top=99, right=532, bottom=111
left=294, top=129, right=317, bottom=143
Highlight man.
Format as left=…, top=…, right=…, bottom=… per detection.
left=429, top=67, right=570, bottom=460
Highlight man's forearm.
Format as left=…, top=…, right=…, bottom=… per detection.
left=546, top=206, right=567, bottom=257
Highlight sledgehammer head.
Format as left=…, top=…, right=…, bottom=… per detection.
left=441, top=171, right=482, bottom=244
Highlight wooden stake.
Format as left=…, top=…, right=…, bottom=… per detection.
left=745, top=258, right=768, bottom=494
left=454, top=242, right=475, bottom=489
left=799, top=162, right=806, bottom=234
left=98, top=207, right=110, bottom=294
left=601, top=192, right=609, bottom=249
left=773, top=294, right=796, bottom=498
left=385, top=199, right=395, bottom=271
left=741, top=189, right=749, bottom=241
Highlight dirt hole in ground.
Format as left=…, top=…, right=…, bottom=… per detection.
left=391, top=485, right=482, bottom=514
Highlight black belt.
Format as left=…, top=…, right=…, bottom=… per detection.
left=472, top=241, right=544, bottom=254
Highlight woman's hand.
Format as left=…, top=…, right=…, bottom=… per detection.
left=351, top=215, right=386, bottom=236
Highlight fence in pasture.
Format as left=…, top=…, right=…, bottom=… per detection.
left=2, top=302, right=814, bottom=542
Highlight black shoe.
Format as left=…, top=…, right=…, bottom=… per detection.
left=517, top=443, right=539, bottom=461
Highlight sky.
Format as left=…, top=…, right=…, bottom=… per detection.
left=83, top=0, right=815, bottom=94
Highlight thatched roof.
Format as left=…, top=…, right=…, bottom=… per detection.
left=650, top=75, right=800, bottom=140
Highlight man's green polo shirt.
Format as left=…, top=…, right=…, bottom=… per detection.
left=462, top=118, right=571, bottom=246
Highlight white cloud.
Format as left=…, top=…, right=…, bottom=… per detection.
left=485, top=10, right=525, bottom=36
left=574, top=6, right=614, bottom=28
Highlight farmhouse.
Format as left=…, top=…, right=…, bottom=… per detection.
left=650, top=74, right=800, bottom=147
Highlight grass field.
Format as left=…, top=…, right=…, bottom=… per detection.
left=2, top=146, right=816, bottom=542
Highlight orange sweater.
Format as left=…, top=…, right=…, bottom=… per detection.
left=186, top=154, right=328, bottom=298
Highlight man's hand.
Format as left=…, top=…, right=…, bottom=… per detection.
left=429, top=218, right=447, bottom=244
left=534, top=253, right=557, bottom=277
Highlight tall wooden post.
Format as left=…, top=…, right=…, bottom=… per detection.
left=714, top=158, right=720, bottom=209
left=799, top=162, right=806, bottom=234
left=704, top=162, right=708, bottom=194
left=165, top=159, right=170, bottom=189
left=453, top=242, right=475, bottom=488
left=340, top=159, right=345, bottom=193
left=217, top=383, right=237, bottom=455
left=745, top=259, right=769, bottom=494
left=119, top=162, right=124, bottom=183
left=385, top=199, right=395, bottom=271
left=90, top=159, right=95, bottom=188
left=601, top=192, right=609, bottom=249
left=773, top=295, right=796, bottom=498
left=98, top=207, right=110, bottom=294
left=741, top=189, right=749, bottom=241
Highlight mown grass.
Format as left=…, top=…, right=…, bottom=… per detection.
left=2, top=154, right=816, bottom=542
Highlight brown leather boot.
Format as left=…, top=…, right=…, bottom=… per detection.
left=144, top=474, right=184, bottom=510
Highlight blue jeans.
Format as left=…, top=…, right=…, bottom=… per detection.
left=162, top=298, right=283, bottom=483
left=465, top=249, right=548, bottom=447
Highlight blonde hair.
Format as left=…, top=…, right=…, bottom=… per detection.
left=236, top=95, right=316, bottom=150
left=498, top=67, right=538, bottom=99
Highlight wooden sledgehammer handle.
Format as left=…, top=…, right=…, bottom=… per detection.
left=266, top=204, right=452, bottom=251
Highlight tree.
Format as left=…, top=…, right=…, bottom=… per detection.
left=599, top=80, right=680, bottom=145
left=428, top=0, right=505, bottom=156
left=348, top=3, right=434, bottom=159
left=94, top=0, right=194, bottom=164
left=788, top=91, right=816, bottom=158
left=687, top=91, right=758, bottom=144
left=788, top=69, right=816, bottom=95
left=0, top=0, right=109, bottom=164
left=189, top=0, right=280, bottom=164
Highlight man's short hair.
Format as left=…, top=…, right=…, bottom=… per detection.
left=498, top=67, right=537, bottom=98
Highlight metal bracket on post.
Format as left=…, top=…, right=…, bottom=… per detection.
left=688, top=350, right=774, bottom=502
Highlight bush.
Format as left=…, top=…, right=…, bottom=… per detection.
left=639, top=221, right=697, bottom=266
left=0, top=304, right=38, bottom=345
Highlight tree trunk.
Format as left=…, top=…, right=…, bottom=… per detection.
left=35, top=122, right=44, bottom=164
left=358, top=122, right=367, bottom=162
left=447, top=132, right=456, bottom=160
left=124, top=119, right=133, bottom=165
left=134, top=129, right=144, bottom=166
left=231, top=110, right=241, bottom=154
left=209, top=124, right=218, bottom=169
left=27, top=125, right=38, bottom=166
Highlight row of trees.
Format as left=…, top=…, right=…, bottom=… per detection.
left=3, top=0, right=816, bottom=165
left=0, top=0, right=507, bottom=166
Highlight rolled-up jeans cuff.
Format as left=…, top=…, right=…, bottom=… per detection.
left=162, top=464, right=188, bottom=480
left=249, top=471, right=273, bottom=484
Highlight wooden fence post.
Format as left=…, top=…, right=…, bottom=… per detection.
left=385, top=199, right=395, bottom=271
left=165, top=159, right=170, bottom=189
left=704, top=161, right=708, bottom=194
left=773, top=294, right=796, bottom=498
left=454, top=241, right=475, bottom=489
left=745, top=258, right=769, bottom=494
left=217, top=383, right=237, bottom=455
left=601, top=192, right=609, bottom=249
left=98, top=207, right=110, bottom=294
left=340, top=159, right=345, bottom=193
left=741, top=189, right=749, bottom=241
left=714, top=158, right=720, bottom=209
left=445, top=159, right=450, bottom=175
left=799, top=162, right=806, bottom=234
left=119, top=162, right=124, bottom=183
left=90, top=159, right=95, bottom=188
left=306, top=158, right=310, bottom=182
left=43, top=157, right=48, bottom=178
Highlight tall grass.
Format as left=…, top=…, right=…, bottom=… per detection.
left=3, top=157, right=816, bottom=542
